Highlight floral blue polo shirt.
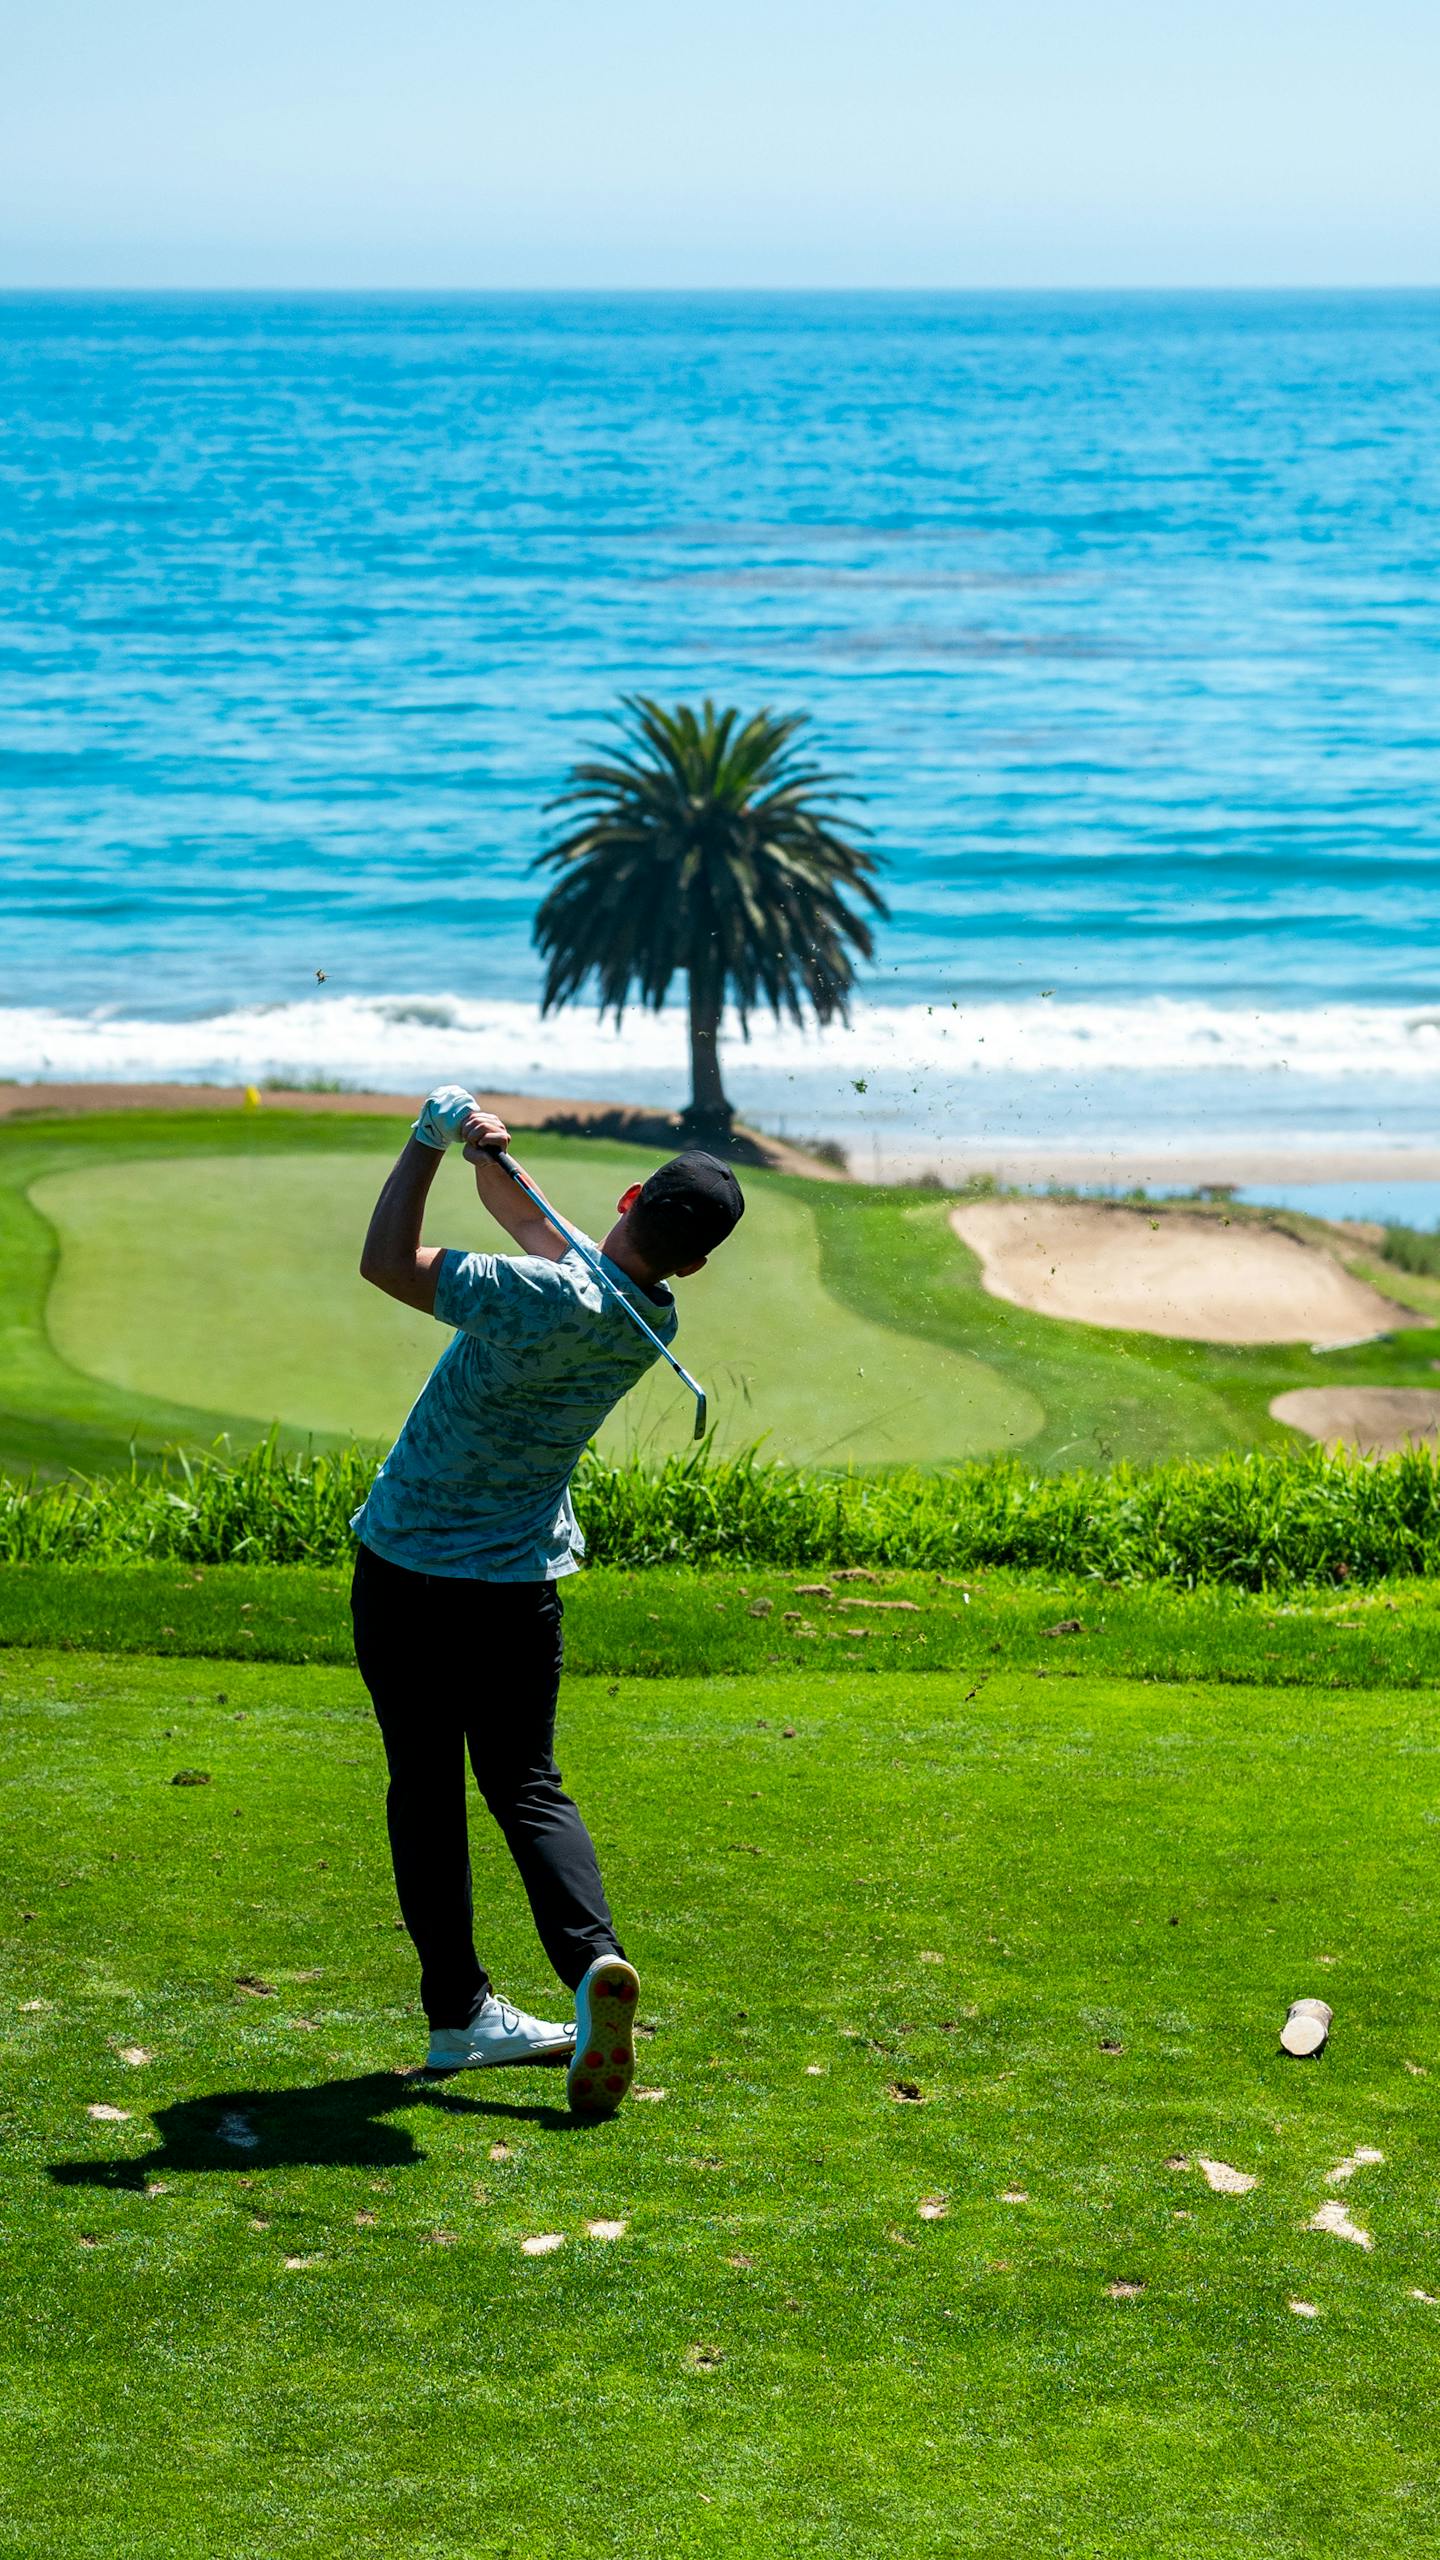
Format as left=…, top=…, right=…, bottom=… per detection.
left=352, top=1239, right=677, bottom=1581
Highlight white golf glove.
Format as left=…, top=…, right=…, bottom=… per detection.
left=412, top=1085, right=480, bottom=1151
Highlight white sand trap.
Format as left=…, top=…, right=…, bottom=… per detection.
left=950, top=1200, right=1411, bottom=1345
left=1271, top=1387, right=1440, bottom=1455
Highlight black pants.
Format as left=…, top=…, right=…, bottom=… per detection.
left=350, top=1541, right=624, bottom=2028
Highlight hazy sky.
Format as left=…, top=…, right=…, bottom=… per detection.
left=2, top=0, right=1435, bottom=289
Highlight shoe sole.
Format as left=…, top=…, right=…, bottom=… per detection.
left=566, top=1957, right=641, bottom=2117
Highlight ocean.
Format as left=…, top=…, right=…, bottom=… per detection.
left=3, top=289, right=1440, bottom=1169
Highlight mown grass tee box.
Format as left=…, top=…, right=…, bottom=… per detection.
left=3, top=1648, right=1439, bottom=2557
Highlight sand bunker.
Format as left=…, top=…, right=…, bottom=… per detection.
left=1271, top=1387, right=1440, bottom=1455
left=950, top=1200, right=1412, bottom=1346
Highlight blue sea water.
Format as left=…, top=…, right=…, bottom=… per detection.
left=2, top=289, right=1439, bottom=1155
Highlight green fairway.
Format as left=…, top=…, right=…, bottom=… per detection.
left=4, top=1647, right=1439, bottom=2557
left=7, top=1106, right=1440, bottom=1478
left=31, top=1146, right=1038, bottom=1465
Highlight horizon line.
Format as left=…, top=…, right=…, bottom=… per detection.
left=2, top=279, right=1438, bottom=299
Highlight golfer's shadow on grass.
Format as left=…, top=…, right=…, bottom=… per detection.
left=48, top=2069, right=586, bottom=2192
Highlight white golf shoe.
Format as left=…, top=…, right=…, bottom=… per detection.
left=426, top=1994, right=575, bottom=2073
left=566, top=1955, right=641, bottom=2116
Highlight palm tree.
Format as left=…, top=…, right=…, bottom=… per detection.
left=531, top=697, right=886, bottom=1150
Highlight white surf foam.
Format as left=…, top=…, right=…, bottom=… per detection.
left=9, top=989, right=1440, bottom=1082
left=4, top=990, right=1440, bottom=1145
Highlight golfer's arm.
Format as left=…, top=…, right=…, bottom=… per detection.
left=359, top=1137, right=447, bottom=1312
left=466, top=1148, right=568, bottom=1262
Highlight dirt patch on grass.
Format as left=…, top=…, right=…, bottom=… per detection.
left=1271, top=1387, right=1440, bottom=1455
left=1326, top=2145, right=1384, bottom=2185
left=1309, top=2200, right=1372, bottom=2249
left=950, top=1199, right=1413, bottom=1345
left=1198, top=2158, right=1257, bottom=2195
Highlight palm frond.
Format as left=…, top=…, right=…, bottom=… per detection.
left=532, top=697, right=886, bottom=1048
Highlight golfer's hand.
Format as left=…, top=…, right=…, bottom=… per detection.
left=461, top=1112, right=511, bottom=1163
left=411, top=1085, right=480, bottom=1151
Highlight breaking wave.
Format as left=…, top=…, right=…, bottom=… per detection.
left=2, top=983, right=1434, bottom=1095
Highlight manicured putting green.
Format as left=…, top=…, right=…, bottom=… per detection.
left=32, top=1147, right=1039, bottom=1464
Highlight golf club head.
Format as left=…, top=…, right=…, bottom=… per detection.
left=693, top=1391, right=708, bottom=1441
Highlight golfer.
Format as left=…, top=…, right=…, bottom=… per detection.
left=351, top=1086, right=744, bottom=2115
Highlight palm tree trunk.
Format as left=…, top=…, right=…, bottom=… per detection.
left=683, top=955, right=734, bottom=1149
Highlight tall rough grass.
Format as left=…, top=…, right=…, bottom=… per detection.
left=3, top=1437, right=1440, bottom=1587
left=1382, top=1221, right=1440, bottom=1279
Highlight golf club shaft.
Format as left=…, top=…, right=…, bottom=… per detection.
left=494, top=1152, right=708, bottom=1438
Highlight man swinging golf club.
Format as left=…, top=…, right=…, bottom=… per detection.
left=351, top=1086, right=744, bottom=2115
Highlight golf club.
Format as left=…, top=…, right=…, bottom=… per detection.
left=495, top=1151, right=709, bottom=1439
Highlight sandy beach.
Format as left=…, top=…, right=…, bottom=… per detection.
left=6, top=1083, right=1440, bottom=1199
left=880, top=1140, right=1440, bottom=1191
left=0, top=1082, right=845, bottom=1182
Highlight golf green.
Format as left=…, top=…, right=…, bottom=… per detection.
left=32, top=1145, right=1040, bottom=1465
left=12, top=1108, right=1440, bottom=1480
left=3, top=1648, right=1438, bottom=2556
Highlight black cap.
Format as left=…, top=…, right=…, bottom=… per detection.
left=635, top=1152, right=746, bottom=1257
